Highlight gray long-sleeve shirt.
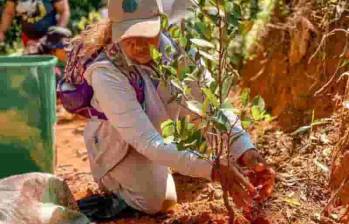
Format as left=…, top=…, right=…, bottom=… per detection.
left=83, top=34, right=255, bottom=181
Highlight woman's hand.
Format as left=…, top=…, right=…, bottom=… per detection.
left=212, top=162, right=256, bottom=212
left=239, top=150, right=276, bottom=202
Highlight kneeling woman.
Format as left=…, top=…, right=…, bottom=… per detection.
left=67, top=0, right=275, bottom=215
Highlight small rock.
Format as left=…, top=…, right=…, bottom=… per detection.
left=291, top=159, right=302, bottom=167
left=76, top=149, right=87, bottom=158
left=213, top=190, right=223, bottom=200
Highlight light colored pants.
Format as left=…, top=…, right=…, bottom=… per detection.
left=100, top=149, right=178, bottom=214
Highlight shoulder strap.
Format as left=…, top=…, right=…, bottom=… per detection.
left=64, top=40, right=103, bottom=85
left=96, top=51, right=146, bottom=106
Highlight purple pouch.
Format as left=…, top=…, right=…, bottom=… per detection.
left=58, top=80, right=107, bottom=120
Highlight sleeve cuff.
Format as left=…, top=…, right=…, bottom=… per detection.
left=180, top=150, right=214, bottom=181
left=230, top=132, right=255, bottom=161
left=187, top=132, right=255, bottom=181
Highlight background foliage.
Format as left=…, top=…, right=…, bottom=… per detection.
left=0, top=0, right=105, bottom=54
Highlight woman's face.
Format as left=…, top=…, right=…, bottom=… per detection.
left=120, top=35, right=160, bottom=64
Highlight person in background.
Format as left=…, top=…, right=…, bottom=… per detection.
left=0, top=0, right=70, bottom=46
left=66, top=0, right=275, bottom=215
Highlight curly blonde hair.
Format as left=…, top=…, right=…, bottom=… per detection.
left=72, top=19, right=113, bottom=58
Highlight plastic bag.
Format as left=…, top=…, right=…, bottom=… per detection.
left=0, top=173, right=89, bottom=224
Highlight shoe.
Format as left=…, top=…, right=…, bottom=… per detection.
left=77, top=194, right=129, bottom=222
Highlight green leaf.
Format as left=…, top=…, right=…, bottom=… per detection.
left=209, top=81, right=218, bottom=94
left=179, top=35, right=188, bottom=48
left=202, top=97, right=210, bottom=115
left=190, top=38, right=215, bottom=49
left=252, top=96, right=265, bottom=109
left=150, top=46, right=162, bottom=64
left=180, top=66, right=192, bottom=80
left=264, top=114, right=273, bottom=122
left=222, top=76, right=234, bottom=98
left=165, top=44, right=174, bottom=58
left=186, top=100, right=204, bottom=116
left=212, top=110, right=230, bottom=132
left=203, top=88, right=220, bottom=108
left=161, top=119, right=175, bottom=137
left=161, top=14, right=169, bottom=29
left=251, top=105, right=265, bottom=121
left=169, top=26, right=181, bottom=38
left=194, top=21, right=209, bottom=37
left=241, top=118, right=253, bottom=129
left=163, top=65, right=177, bottom=76
left=199, top=50, right=219, bottom=61
left=240, top=88, right=250, bottom=107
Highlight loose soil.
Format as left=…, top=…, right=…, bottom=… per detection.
left=55, top=105, right=341, bottom=224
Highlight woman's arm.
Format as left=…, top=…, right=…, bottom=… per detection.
left=54, top=0, right=70, bottom=27
left=90, top=66, right=213, bottom=180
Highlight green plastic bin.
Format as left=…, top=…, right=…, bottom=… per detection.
left=0, top=56, right=57, bottom=178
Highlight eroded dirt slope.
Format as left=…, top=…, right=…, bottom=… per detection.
left=241, top=1, right=349, bottom=130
